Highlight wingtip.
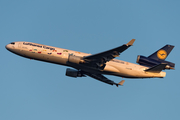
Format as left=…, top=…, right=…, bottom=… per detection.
left=116, top=80, right=125, bottom=87
left=126, top=39, right=135, bottom=46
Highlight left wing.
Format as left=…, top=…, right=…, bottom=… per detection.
left=83, top=39, right=135, bottom=70
left=85, top=73, right=125, bottom=87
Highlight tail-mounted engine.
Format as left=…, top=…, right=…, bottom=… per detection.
left=136, top=55, right=175, bottom=69
left=66, top=68, right=86, bottom=78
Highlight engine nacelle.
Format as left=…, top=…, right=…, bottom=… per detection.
left=68, top=55, right=84, bottom=64
left=136, top=55, right=175, bottom=69
left=66, top=68, right=85, bottom=78
left=136, top=55, right=160, bottom=67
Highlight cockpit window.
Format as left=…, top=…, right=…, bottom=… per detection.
left=10, top=42, right=15, bottom=45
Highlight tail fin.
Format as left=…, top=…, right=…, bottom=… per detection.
left=148, top=45, right=174, bottom=61
left=136, top=44, right=175, bottom=69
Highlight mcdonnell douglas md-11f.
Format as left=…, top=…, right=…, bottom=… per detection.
left=6, top=39, right=175, bottom=87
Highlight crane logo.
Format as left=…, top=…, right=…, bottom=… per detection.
left=157, top=49, right=167, bottom=60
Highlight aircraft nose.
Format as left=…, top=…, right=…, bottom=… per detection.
left=5, top=44, right=10, bottom=50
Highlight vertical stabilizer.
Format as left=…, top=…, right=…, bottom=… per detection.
left=148, top=45, right=174, bottom=61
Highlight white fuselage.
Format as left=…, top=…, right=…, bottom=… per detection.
left=6, top=42, right=166, bottom=78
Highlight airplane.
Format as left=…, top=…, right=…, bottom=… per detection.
left=5, top=39, right=175, bottom=87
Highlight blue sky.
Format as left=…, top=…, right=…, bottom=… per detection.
left=1, top=0, right=180, bottom=120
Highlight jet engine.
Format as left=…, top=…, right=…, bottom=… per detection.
left=65, top=68, right=86, bottom=78
left=136, top=55, right=175, bottom=69
left=68, top=55, right=84, bottom=64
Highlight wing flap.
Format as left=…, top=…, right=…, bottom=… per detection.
left=144, top=63, right=167, bottom=73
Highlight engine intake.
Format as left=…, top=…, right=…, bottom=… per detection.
left=66, top=68, right=85, bottom=78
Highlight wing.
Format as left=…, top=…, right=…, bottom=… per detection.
left=85, top=73, right=125, bottom=87
left=83, top=39, right=135, bottom=70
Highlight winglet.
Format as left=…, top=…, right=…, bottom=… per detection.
left=126, top=39, right=135, bottom=46
left=116, top=80, right=125, bottom=87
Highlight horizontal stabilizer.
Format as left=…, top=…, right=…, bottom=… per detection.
left=145, top=63, right=167, bottom=73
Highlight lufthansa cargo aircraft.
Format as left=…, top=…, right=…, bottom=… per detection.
left=5, top=39, right=175, bottom=87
